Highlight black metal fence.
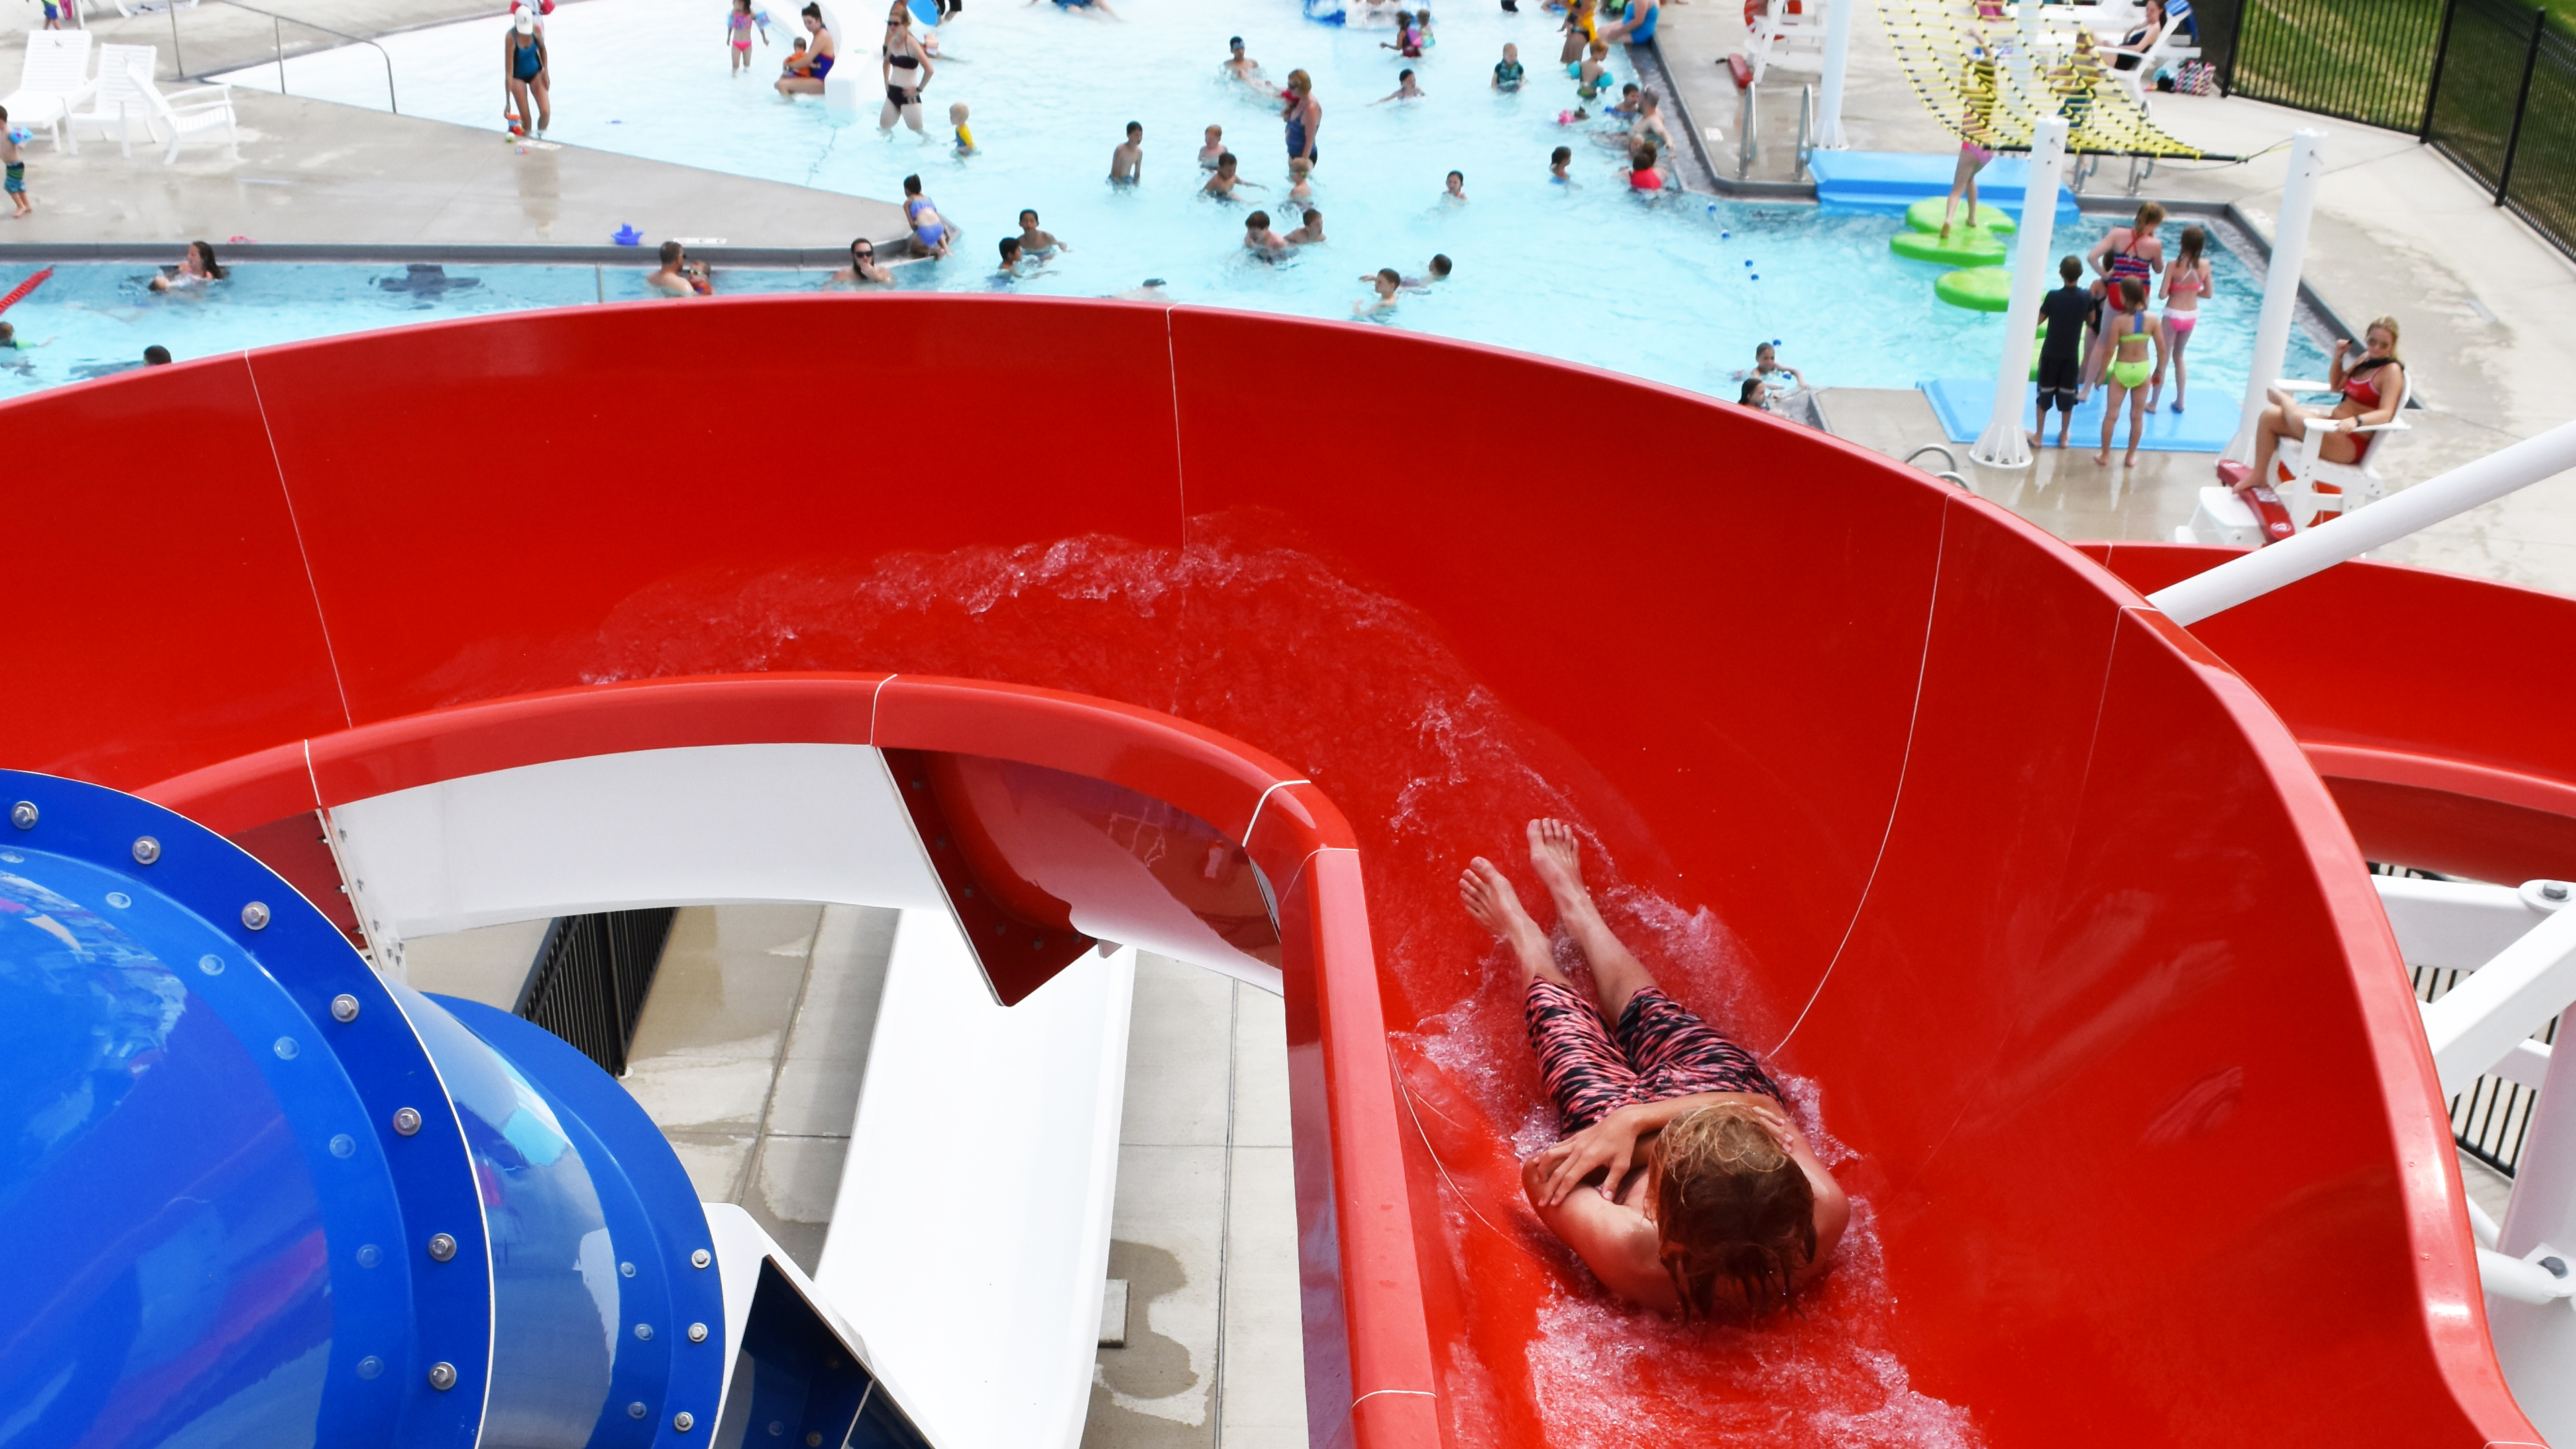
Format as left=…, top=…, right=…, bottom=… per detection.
left=2221, top=0, right=2576, bottom=262
left=517, top=908, right=678, bottom=1076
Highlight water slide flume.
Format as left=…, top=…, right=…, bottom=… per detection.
left=0, top=294, right=2551, bottom=1446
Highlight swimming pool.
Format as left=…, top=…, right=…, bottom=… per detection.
left=209, top=0, right=2328, bottom=400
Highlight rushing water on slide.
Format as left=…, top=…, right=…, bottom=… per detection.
left=539, top=525, right=1981, bottom=1446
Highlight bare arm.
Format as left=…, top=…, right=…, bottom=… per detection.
left=1527, top=1091, right=1775, bottom=1206
left=1521, top=1155, right=1677, bottom=1309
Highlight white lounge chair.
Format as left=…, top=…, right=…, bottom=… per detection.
left=110, top=0, right=198, bottom=16
left=64, top=44, right=157, bottom=157
left=133, top=68, right=235, bottom=164
left=1, top=30, right=97, bottom=154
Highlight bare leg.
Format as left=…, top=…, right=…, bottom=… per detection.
left=1525, top=818, right=1660, bottom=1018
left=2095, top=377, right=2121, bottom=466
left=2245, top=400, right=2307, bottom=484
left=2124, top=385, right=2144, bottom=468
left=1458, top=857, right=1570, bottom=989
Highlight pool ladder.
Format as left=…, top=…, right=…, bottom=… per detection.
left=1904, top=444, right=1972, bottom=490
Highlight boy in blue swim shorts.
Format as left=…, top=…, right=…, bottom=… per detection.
left=1, top=107, right=28, bottom=219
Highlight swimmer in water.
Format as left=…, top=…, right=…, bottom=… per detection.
left=1462, top=820, right=1849, bottom=1318
left=1111, top=121, right=1144, bottom=184
left=1283, top=207, right=1326, bottom=244
left=1203, top=151, right=1263, bottom=199
left=1374, top=68, right=1426, bottom=103
left=1017, top=208, right=1066, bottom=255
left=950, top=101, right=976, bottom=153
left=1287, top=155, right=1314, bottom=205
left=1354, top=266, right=1401, bottom=317
left=1398, top=254, right=1452, bottom=288
left=1242, top=209, right=1289, bottom=259
left=1495, top=42, right=1525, bottom=90
left=1199, top=125, right=1227, bottom=169
left=1550, top=144, right=1572, bottom=182
left=1443, top=169, right=1467, bottom=202
left=826, top=236, right=893, bottom=286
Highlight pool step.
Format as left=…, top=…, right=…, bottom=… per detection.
left=1810, top=150, right=2082, bottom=225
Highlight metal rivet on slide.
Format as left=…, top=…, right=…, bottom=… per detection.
left=331, top=994, right=361, bottom=1022
left=241, top=901, right=271, bottom=930
left=628, top=1402, right=648, bottom=1420
left=131, top=836, right=160, bottom=864
left=7, top=802, right=33, bottom=830
left=673, top=1411, right=695, bottom=1432
left=427, top=1232, right=457, bottom=1263
left=692, top=1248, right=712, bottom=1269
left=392, top=1106, right=422, bottom=1136
left=688, top=1322, right=708, bottom=1343
left=428, top=1362, right=458, bottom=1391
left=2546, top=881, right=2571, bottom=902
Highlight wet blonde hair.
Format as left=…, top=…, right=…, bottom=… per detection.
left=2134, top=200, right=2165, bottom=232
left=1648, top=1104, right=1815, bottom=1319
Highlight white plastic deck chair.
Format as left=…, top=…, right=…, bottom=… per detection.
left=64, top=44, right=156, bottom=157
left=110, top=0, right=199, bottom=17
left=2271, top=365, right=2412, bottom=527
left=1743, top=0, right=1829, bottom=85
left=132, top=68, right=235, bottom=164
left=2108, top=14, right=2201, bottom=108
left=1, top=30, right=98, bottom=153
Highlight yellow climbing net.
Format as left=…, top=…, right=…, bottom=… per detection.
left=1877, top=0, right=2206, bottom=158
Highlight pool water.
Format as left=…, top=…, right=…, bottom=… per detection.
left=209, top=0, right=2328, bottom=400
left=0, top=260, right=851, bottom=397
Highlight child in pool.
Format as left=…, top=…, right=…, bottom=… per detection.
left=728, top=0, right=761, bottom=74
left=1383, top=9, right=1424, bottom=56
left=1495, top=43, right=1525, bottom=90
left=1287, top=156, right=1314, bottom=205
left=1111, top=121, right=1144, bottom=183
left=951, top=101, right=977, bottom=152
left=1355, top=267, right=1402, bottom=317
left=1550, top=145, right=1572, bottom=181
left=1578, top=40, right=1613, bottom=101
left=1737, top=341, right=1803, bottom=392
left=1017, top=208, right=1065, bottom=255
left=1242, top=210, right=1289, bottom=259
left=1202, top=152, right=1263, bottom=199
left=1443, top=169, right=1468, bottom=202
left=1375, top=69, right=1426, bottom=103
left=1603, top=82, right=1642, bottom=122
left=1737, top=376, right=1770, bottom=407
left=782, top=35, right=808, bottom=75
left=1198, top=125, right=1226, bottom=169
left=1627, top=141, right=1665, bottom=191
left=1464, top=820, right=1850, bottom=1319
left=1283, top=207, right=1326, bottom=244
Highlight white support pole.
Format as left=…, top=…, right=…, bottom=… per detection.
left=2420, top=900, right=2576, bottom=1103
left=1970, top=117, right=2068, bottom=471
left=2147, top=417, right=2576, bottom=625
left=819, top=0, right=858, bottom=115
left=2490, top=1013, right=2576, bottom=1443
left=1815, top=0, right=1852, bottom=150
left=2224, top=130, right=2324, bottom=464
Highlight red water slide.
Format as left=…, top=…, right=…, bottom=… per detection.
left=3, top=296, right=2542, bottom=1447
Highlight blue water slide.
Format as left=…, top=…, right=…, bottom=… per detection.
left=0, top=770, right=735, bottom=1448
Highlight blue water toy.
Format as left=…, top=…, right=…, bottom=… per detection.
left=612, top=223, right=643, bottom=246
left=5, top=127, right=28, bottom=146
left=908, top=0, right=938, bottom=22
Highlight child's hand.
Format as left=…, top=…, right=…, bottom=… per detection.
left=1529, top=1111, right=1642, bottom=1206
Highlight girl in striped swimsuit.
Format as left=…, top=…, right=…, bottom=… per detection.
left=1460, top=819, right=1849, bottom=1318
left=2085, top=201, right=2165, bottom=394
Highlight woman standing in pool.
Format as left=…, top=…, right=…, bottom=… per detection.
left=2094, top=278, right=2162, bottom=470
left=775, top=3, right=835, bottom=95
left=1282, top=70, right=1322, bottom=172
left=879, top=0, right=934, bottom=132
left=2151, top=224, right=2210, bottom=413
left=502, top=10, right=549, bottom=139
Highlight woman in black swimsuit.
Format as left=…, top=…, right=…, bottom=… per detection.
left=880, top=0, right=932, bottom=133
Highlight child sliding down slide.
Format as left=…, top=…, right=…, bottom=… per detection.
left=1461, top=819, right=1850, bottom=1317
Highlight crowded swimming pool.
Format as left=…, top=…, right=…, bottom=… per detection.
left=183, top=0, right=2328, bottom=401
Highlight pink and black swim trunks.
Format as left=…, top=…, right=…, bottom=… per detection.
left=1525, top=977, right=1782, bottom=1134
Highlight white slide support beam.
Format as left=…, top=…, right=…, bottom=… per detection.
left=815, top=912, right=1135, bottom=1449
left=1970, top=117, right=2068, bottom=471
left=2224, top=129, right=2323, bottom=465
left=2420, top=902, right=2576, bottom=1102
left=2150, top=417, right=2576, bottom=625
left=1815, top=0, right=1852, bottom=150
left=2374, top=874, right=2563, bottom=972
left=2491, top=1020, right=2576, bottom=1442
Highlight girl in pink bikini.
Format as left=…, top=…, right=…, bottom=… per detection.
left=2153, top=224, right=2210, bottom=413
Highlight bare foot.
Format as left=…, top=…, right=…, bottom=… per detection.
left=1526, top=817, right=1589, bottom=912
left=2124, top=451, right=2138, bottom=468
left=2092, top=449, right=2110, bottom=466
left=1458, top=857, right=1551, bottom=974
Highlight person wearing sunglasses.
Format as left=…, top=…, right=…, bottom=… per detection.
left=829, top=237, right=894, bottom=286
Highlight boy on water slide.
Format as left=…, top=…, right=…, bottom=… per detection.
left=1460, top=820, right=1849, bottom=1317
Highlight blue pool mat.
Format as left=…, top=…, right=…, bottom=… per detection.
left=1809, top=151, right=2084, bottom=224
left=1921, top=376, right=2239, bottom=453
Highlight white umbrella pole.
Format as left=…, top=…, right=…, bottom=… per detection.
left=1970, top=117, right=2069, bottom=470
